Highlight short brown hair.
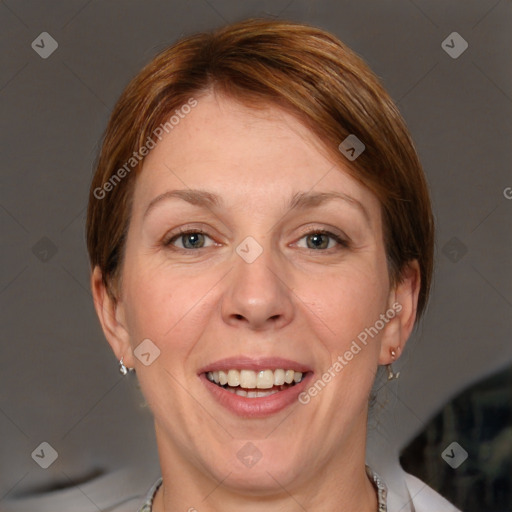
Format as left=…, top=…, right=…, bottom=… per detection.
left=86, top=18, right=434, bottom=318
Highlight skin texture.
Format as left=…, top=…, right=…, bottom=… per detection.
left=92, top=92, right=420, bottom=511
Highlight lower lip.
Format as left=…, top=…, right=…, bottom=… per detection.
left=200, top=373, right=313, bottom=418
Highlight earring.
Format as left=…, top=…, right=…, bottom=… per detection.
left=386, top=348, right=400, bottom=380
left=119, top=357, right=134, bottom=376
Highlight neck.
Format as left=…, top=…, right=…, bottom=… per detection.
left=152, top=421, right=377, bottom=512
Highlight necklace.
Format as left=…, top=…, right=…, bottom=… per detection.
left=366, top=465, right=388, bottom=511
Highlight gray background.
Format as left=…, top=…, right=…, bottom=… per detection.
left=1, top=0, right=511, bottom=510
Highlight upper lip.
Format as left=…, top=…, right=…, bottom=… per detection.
left=197, top=356, right=313, bottom=374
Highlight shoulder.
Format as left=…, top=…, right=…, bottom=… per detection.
left=403, top=472, right=462, bottom=512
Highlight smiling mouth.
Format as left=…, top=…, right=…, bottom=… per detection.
left=205, top=369, right=306, bottom=398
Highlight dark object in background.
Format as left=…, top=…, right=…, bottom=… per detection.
left=401, top=365, right=512, bottom=512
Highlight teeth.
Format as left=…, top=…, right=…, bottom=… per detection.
left=227, top=369, right=240, bottom=387
left=258, top=390, right=278, bottom=397
left=224, top=386, right=288, bottom=398
left=218, top=370, right=228, bottom=385
left=240, top=370, right=257, bottom=388
left=257, top=369, right=274, bottom=389
left=274, top=369, right=285, bottom=385
left=206, top=369, right=304, bottom=389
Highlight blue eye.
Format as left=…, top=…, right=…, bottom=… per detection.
left=297, top=230, right=348, bottom=250
left=165, top=231, right=214, bottom=249
left=163, top=229, right=348, bottom=252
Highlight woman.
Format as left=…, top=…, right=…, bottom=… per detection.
left=87, top=18, right=459, bottom=511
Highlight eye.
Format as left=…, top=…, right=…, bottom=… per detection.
left=164, top=230, right=215, bottom=250
left=296, top=230, right=348, bottom=250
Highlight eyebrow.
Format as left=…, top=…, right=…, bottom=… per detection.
left=289, top=191, right=370, bottom=224
left=143, top=189, right=370, bottom=224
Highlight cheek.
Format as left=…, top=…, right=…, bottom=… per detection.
left=302, top=264, right=389, bottom=345
left=121, top=259, right=216, bottom=349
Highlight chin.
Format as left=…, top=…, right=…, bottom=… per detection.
left=202, top=446, right=305, bottom=495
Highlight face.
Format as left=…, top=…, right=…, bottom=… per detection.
left=100, top=93, right=409, bottom=496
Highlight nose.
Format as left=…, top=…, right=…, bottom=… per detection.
left=221, top=244, right=294, bottom=331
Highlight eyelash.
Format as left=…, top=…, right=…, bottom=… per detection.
left=162, top=228, right=350, bottom=252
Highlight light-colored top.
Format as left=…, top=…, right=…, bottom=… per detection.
left=137, top=477, right=162, bottom=512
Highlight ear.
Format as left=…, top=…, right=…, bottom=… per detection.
left=91, top=266, right=134, bottom=368
left=378, top=260, right=421, bottom=365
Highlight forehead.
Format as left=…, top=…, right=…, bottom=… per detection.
left=133, top=93, right=380, bottom=217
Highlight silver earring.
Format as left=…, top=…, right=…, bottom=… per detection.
left=119, top=357, right=133, bottom=375
left=386, top=349, right=400, bottom=380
